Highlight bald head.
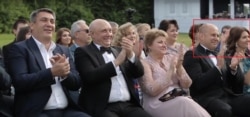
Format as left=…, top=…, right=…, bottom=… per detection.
left=198, top=23, right=219, bottom=50
left=89, top=19, right=110, bottom=32
left=199, top=23, right=218, bottom=34
left=89, top=19, right=113, bottom=47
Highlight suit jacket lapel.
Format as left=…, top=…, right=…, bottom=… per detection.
left=196, top=45, right=215, bottom=68
left=88, top=43, right=106, bottom=66
left=111, top=47, right=119, bottom=58
left=110, top=47, right=128, bottom=78
left=26, top=38, right=46, bottom=70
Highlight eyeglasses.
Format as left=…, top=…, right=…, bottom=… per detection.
left=78, top=29, right=89, bottom=33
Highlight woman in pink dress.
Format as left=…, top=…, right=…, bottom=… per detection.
left=139, top=29, right=210, bottom=117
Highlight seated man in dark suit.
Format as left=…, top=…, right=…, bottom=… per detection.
left=7, top=8, right=91, bottom=117
left=75, top=19, right=151, bottom=117
left=183, top=23, right=250, bottom=117
left=2, top=18, right=29, bottom=71
left=0, top=59, right=13, bottom=117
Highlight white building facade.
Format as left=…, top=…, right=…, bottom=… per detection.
left=154, top=0, right=250, bottom=33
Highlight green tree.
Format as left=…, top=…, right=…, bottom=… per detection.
left=56, top=2, right=94, bottom=29
left=0, top=0, right=154, bottom=33
left=0, top=1, right=29, bottom=33
left=82, top=0, right=154, bottom=25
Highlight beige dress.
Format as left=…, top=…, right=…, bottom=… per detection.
left=139, top=54, right=211, bottom=117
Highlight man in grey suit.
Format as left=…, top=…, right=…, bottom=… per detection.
left=69, top=20, right=91, bottom=60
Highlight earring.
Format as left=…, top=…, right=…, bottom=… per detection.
left=236, top=43, right=238, bottom=48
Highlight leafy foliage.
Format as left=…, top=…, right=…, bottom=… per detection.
left=0, top=1, right=29, bottom=33
left=0, top=0, right=153, bottom=33
left=82, top=0, right=154, bottom=25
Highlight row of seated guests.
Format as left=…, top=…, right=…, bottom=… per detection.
left=110, top=21, right=210, bottom=116
left=183, top=23, right=250, bottom=117
left=180, top=20, right=250, bottom=117
left=3, top=7, right=250, bottom=117
left=2, top=8, right=152, bottom=117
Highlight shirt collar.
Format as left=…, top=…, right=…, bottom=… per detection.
left=93, top=43, right=102, bottom=50
left=32, top=36, right=56, bottom=51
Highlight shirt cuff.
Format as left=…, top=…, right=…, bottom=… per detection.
left=128, top=52, right=135, bottom=63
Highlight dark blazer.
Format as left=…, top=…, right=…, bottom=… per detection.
left=8, top=37, right=82, bottom=117
left=69, top=43, right=78, bottom=60
left=183, top=44, right=244, bottom=107
left=0, top=66, right=12, bottom=117
left=2, top=40, right=15, bottom=71
left=75, top=42, right=144, bottom=116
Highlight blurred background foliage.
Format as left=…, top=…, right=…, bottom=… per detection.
left=0, top=0, right=154, bottom=33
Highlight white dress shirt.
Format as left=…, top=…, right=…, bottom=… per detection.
left=95, top=44, right=135, bottom=103
left=33, top=37, right=68, bottom=110
left=200, top=45, right=224, bottom=78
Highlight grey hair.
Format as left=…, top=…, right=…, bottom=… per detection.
left=30, top=8, right=56, bottom=23
left=70, top=20, right=86, bottom=39
left=109, top=21, right=119, bottom=28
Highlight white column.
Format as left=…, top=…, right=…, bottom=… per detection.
left=208, top=0, right=214, bottom=18
left=230, top=0, right=235, bottom=18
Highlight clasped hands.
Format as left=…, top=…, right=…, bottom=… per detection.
left=114, top=37, right=134, bottom=66
left=50, top=53, right=70, bottom=78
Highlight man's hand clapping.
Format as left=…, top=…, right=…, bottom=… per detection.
left=50, top=54, right=70, bottom=77
left=120, top=37, right=134, bottom=59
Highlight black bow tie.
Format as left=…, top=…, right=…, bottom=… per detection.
left=100, top=46, right=112, bottom=54
left=206, top=49, right=217, bottom=56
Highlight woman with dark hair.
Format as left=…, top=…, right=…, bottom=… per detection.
left=56, top=27, right=73, bottom=47
left=188, top=23, right=203, bottom=48
left=158, top=19, right=188, bottom=55
left=16, top=26, right=31, bottom=42
left=225, top=26, right=250, bottom=94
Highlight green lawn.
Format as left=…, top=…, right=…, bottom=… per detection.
left=0, top=34, right=15, bottom=47
left=177, top=33, right=191, bottom=47
left=0, top=33, right=191, bottom=47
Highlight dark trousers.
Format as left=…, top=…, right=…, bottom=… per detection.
left=97, top=101, right=151, bottom=117
left=39, top=107, right=91, bottom=117
left=206, top=94, right=250, bottom=117
left=0, top=95, right=14, bottom=117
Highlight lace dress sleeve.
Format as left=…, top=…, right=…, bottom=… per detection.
left=139, top=60, right=174, bottom=97
left=176, top=66, right=192, bottom=88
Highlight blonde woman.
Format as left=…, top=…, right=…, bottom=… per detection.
left=139, top=29, right=210, bottom=117
left=112, top=22, right=144, bottom=104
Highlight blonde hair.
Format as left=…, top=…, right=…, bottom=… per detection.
left=144, top=28, right=168, bottom=53
left=112, top=22, right=138, bottom=46
left=136, top=23, right=151, bottom=37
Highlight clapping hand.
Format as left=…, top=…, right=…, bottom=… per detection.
left=120, top=37, right=134, bottom=58
left=50, top=54, right=70, bottom=77
left=220, top=30, right=229, bottom=44
left=176, top=43, right=185, bottom=69
left=216, top=42, right=227, bottom=69
left=230, top=51, right=245, bottom=70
